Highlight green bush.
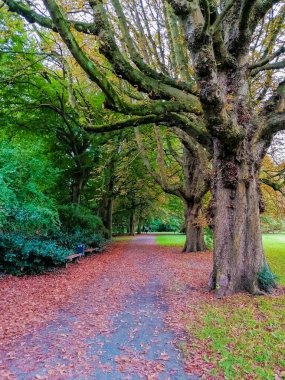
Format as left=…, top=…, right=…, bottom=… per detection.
left=58, top=204, right=103, bottom=234
left=258, top=264, right=278, bottom=292
left=0, top=232, right=71, bottom=275
left=147, top=218, right=180, bottom=232
left=0, top=142, right=60, bottom=235
left=1, top=203, right=60, bottom=235
left=53, top=228, right=106, bottom=250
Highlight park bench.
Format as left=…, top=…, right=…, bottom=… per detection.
left=65, top=245, right=102, bottom=267
left=66, top=243, right=85, bottom=267
left=84, top=247, right=100, bottom=254
left=65, top=253, right=82, bottom=267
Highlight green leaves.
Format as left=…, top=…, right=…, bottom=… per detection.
left=0, top=140, right=60, bottom=234
left=0, top=232, right=71, bottom=274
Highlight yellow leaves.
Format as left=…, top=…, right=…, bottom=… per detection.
left=261, top=155, right=285, bottom=219
left=194, top=214, right=208, bottom=228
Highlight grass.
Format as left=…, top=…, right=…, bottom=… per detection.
left=156, top=233, right=285, bottom=285
left=158, top=232, right=285, bottom=379
left=263, top=234, right=285, bottom=285
left=188, top=295, right=285, bottom=379
left=155, top=234, right=186, bottom=247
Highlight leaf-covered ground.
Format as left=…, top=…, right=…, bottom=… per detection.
left=0, top=235, right=284, bottom=379
left=0, top=235, right=206, bottom=379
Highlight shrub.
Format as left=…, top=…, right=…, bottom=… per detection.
left=58, top=204, right=103, bottom=234
left=53, top=228, right=106, bottom=251
left=0, top=232, right=71, bottom=275
left=0, top=142, right=60, bottom=236
left=258, top=264, right=278, bottom=292
left=1, top=203, right=60, bottom=235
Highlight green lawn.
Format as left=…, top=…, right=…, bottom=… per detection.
left=263, top=234, right=285, bottom=285
left=188, top=295, right=285, bottom=379
left=158, top=233, right=285, bottom=379
left=156, top=233, right=285, bottom=285
left=155, top=234, right=186, bottom=247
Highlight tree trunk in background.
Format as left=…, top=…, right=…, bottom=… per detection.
left=71, top=177, right=85, bottom=205
left=183, top=201, right=206, bottom=253
left=100, top=157, right=116, bottom=239
left=129, top=210, right=135, bottom=236
left=209, top=140, right=271, bottom=297
left=101, top=198, right=113, bottom=239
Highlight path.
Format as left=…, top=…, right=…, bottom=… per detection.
left=0, top=235, right=206, bottom=379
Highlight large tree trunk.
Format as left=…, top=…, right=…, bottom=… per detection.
left=209, top=140, right=273, bottom=297
left=183, top=201, right=206, bottom=253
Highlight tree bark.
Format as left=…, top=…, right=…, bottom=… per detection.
left=129, top=210, right=135, bottom=236
left=101, top=198, right=113, bottom=239
left=71, top=177, right=84, bottom=204
left=183, top=201, right=206, bottom=252
left=209, top=140, right=270, bottom=297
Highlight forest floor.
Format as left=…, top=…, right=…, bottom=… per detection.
left=0, top=235, right=284, bottom=379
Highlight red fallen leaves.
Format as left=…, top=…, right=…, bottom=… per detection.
left=0, top=241, right=142, bottom=348
left=2, top=237, right=273, bottom=379
left=114, top=354, right=166, bottom=377
left=146, top=247, right=216, bottom=378
left=159, top=352, right=170, bottom=361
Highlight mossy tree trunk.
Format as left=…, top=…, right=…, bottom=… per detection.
left=209, top=140, right=269, bottom=296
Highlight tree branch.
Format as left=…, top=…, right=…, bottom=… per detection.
left=134, top=127, right=185, bottom=197
left=238, top=0, right=258, bottom=42
left=261, top=112, right=285, bottom=139
left=111, top=0, right=196, bottom=94
left=170, top=113, right=212, bottom=150
left=84, top=115, right=166, bottom=133
left=251, top=60, right=285, bottom=76
left=2, top=0, right=98, bottom=34
left=210, top=0, right=235, bottom=34
left=260, top=178, right=285, bottom=196
left=250, top=0, right=283, bottom=34
left=200, top=0, right=210, bottom=33
left=166, top=0, right=191, bottom=16
left=88, top=0, right=200, bottom=107
left=249, top=45, right=285, bottom=70
left=38, top=0, right=201, bottom=117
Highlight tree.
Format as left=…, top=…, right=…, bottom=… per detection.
left=135, top=125, right=209, bottom=252
left=3, top=0, right=285, bottom=296
left=99, top=129, right=166, bottom=237
left=0, top=9, right=108, bottom=206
